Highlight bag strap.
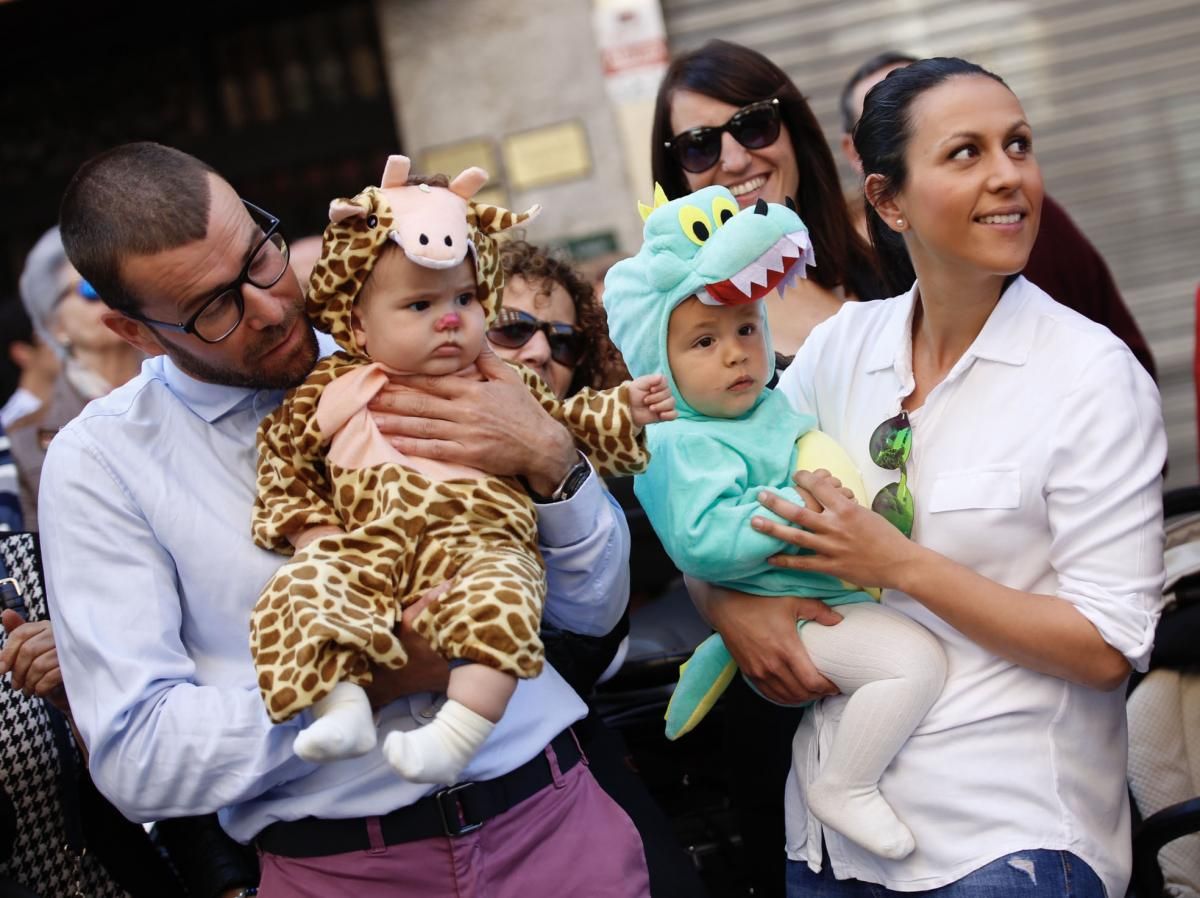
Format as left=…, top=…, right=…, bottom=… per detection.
left=0, top=543, right=85, bottom=858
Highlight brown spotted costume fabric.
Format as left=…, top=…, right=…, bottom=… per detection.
left=249, top=188, right=647, bottom=723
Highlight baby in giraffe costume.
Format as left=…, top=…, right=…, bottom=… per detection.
left=250, top=156, right=674, bottom=784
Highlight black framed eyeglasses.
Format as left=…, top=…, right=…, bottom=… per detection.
left=664, top=98, right=783, bottom=174
left=487, top=309, right=586, bottom=368
left=131, top=200, right=291, bottom=344
left=869, top=411, right=914, bottom=538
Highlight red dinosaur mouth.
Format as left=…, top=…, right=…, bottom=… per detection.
left=705, top=260, right=797, bottom=305
left=700, top=231, right=814, bottom=306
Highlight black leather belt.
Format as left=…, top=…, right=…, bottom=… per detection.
left=256, top=728, right=582, bottom=857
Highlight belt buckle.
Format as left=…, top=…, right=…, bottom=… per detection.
left=435, top=783, right=483, bottom=837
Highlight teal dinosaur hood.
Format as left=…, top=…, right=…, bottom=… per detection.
left=604, top=185, right=815, bottom=419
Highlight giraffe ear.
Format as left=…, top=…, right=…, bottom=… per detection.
left=329, top=197, right=369, bottom=223
left=380, top=155, right=411, bottom=189
left=449, top=167, right=489, bottom=200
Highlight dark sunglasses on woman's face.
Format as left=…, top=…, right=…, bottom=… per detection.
left=664, top=97, right=783, bottom=174
left=487, top=309, right=586, bottom=368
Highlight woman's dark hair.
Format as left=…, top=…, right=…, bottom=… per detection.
left=651, top=39, right=884, bottom=297
left=854, top=57, right=1009, bottom=293
left=498, top=240, right=629, bottom=394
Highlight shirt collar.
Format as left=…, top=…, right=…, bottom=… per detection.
left=865, top=275, right=1036, bottom=377
left=161, top=356, right=258, bottom=423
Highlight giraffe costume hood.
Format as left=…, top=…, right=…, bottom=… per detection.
left=306, top=154, right=540, bottom=359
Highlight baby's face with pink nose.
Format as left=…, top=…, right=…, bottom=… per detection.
left=351, top=249, right=485, bottom=375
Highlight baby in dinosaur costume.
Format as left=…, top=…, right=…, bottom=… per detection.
left=603, top=185, right=947, bottom=861
left=250, top=156, right=673, bottom=785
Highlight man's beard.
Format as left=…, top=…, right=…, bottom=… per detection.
left=156, top=319, right=320, bottom=390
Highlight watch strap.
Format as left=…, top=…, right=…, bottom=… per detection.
left=524, top=452, right=590, bottom=504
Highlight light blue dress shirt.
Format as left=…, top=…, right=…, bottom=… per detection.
left=39, top=342, right=630, bottom=842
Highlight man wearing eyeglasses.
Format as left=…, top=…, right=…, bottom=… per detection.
left=39, top=142, right=645, bottom=896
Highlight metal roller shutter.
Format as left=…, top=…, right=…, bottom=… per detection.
left=662, top=0, right=1200, bottom=484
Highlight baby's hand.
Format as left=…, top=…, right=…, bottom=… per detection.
left=628, top=374, right=677, bottom=426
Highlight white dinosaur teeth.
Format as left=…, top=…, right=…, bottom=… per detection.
left=747, top=262, right=770, bottom=288
left=762, top=244, right=787, bottom=273
left=730, top=268, right=756, bottom=296
left=787, top=231, right=817, bottom=268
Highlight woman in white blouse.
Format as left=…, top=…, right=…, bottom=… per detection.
left=698, top=57, right=1165, bottom=897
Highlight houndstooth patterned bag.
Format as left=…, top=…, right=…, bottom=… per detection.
left=0, top=532, right=129, bottom=898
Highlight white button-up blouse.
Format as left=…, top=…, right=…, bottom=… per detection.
left=776, top=276, right=1166, bottom=896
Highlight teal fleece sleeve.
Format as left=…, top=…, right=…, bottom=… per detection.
left=635, top=433, right=804, bottom=583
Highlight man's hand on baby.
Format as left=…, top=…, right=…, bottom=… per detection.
left=364, top=582, right=452, bottom=709
left=628, top=374, right=677, bottom=427
left=369, top=342, right=576, bottom=493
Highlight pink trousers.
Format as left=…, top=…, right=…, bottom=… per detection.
left=258, top=757, right=651, bottom=897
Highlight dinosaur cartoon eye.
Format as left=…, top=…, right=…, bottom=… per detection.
left=711, top=196, right=739, bottom=228
left=678, top=205, right=713, bottom=246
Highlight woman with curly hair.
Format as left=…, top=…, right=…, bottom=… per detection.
left=494, top=240, right=629, bottom=397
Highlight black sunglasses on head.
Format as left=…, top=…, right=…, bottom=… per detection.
left=487, top=309, right=586, bottom=368
left=664, top=98, right=783, bottom=174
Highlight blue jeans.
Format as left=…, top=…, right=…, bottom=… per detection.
left=786, top=849, right=1105, bottom=897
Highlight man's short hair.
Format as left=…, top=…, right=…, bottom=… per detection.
left=59, top=142, right=216, bottom=316
left=838, top=51, right=918, bottom=134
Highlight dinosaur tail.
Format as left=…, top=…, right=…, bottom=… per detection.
left=664, top=633, right=739, bottom=740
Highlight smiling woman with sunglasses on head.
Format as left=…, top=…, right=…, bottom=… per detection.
left=652, top=40, right=888, bottom=357
left=697, top=58, right=1164, bottom=897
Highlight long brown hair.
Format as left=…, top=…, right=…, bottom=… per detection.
left=651, top=40, right=886, bottom=297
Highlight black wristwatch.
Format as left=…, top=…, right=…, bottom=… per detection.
left=524, top=452, right=591, bottom=504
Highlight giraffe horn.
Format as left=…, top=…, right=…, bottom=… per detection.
left=471, top=201, right=542, bottom=234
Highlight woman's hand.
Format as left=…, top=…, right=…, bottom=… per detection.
left=685, top=576, right=841, bottom=705
left=0, top=611, right=70, bottom=713
left=755, top=469, right=923, bottom=590
left=368, top=343, right=576, bottom=495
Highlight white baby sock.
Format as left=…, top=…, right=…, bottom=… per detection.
left=806, top=779, right=916, bottom=860
left=293, top=681, right=377, bottom=763
left=382, top=699, right=494, bottom=784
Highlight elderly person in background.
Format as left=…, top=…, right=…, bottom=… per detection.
left=0, top=299, right=58, bottom=431
left=8, top=227, right=145, bottom=530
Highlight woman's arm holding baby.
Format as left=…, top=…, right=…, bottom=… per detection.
left=686, top=577, right=841, bottom=704
left=756, top=471, right=1132, bottom=691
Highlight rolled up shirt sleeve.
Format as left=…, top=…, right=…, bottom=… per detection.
left=1045, top=345, right=1166, bottom=671
left=535, top=461, right=630, bottom=637
left=40, top=429, right=314, bottom=822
